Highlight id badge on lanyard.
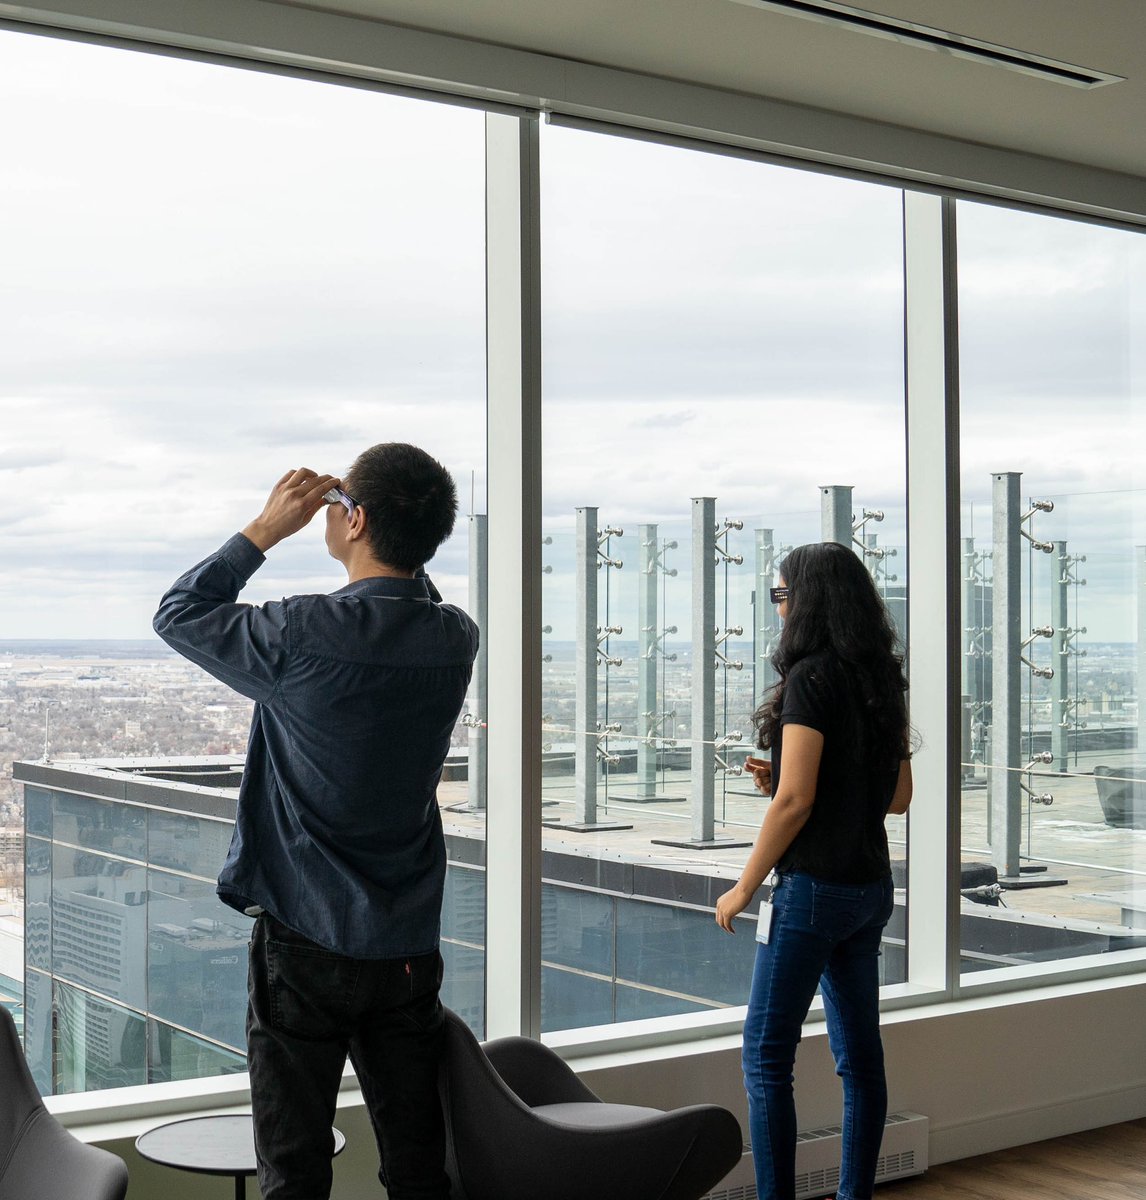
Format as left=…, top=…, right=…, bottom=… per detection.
left=755, top=871, right=780, bottom=944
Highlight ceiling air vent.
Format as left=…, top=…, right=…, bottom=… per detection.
left=731, top=0, right=1124, bottom=88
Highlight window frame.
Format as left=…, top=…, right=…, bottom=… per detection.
left=3, top=8, right=1146, bottom=1102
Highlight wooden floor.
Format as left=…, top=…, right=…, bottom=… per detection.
left=879, top=1119, right=1146, bottom=1200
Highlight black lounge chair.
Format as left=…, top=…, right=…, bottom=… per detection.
left=0, top=1004, right=129, bottom=1200
left=440, top=1007, right=742, bottom=1200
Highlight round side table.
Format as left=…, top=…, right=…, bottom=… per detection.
left=136, top=1113, right=345, bottom=1200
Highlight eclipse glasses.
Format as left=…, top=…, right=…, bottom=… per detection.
left=323, top=487, right=358, bottom=517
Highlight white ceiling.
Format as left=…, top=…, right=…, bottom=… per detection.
left=273, top=0, right=1146, bottom=179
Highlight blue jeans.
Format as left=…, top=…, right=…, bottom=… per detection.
left=742, top=871, right=894, bottom=1200
left=247, top=914, right=451, bottom=1200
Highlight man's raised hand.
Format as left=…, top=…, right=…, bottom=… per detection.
left=242, top=468, right=340, bottom=553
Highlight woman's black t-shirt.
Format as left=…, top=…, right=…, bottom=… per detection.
left=770, top=651, right=898, bottom=884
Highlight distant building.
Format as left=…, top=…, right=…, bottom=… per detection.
left=16, top=759, right=252, bottom=1093
left=17, top=752, right=1133, bottom=1096
left=0, top=902, right=23, bottom=1038
left=14, top=755, right=787, bottom=1092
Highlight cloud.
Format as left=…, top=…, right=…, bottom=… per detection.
left=0, top=29, right=1141, bottom=644
left=232, top=420, right=383, bottom=451
left=631, top=410, right=698, bottom=430
left=0, top=449, right=63, bottom=471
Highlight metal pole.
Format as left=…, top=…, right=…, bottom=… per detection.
left=863, top=531, right=879, bottom=580
left=1051, top=540, right=1070, bottom=774
left=754, top=529, right=777, bottom=711
left=820, top=485, right=852, bottom=546
left=990, top=472, right=1022, bottom=880
left=649, top=504, right=750, bottom=851
left=691, top=497, right=716, bottom=843
left=41, top=700, right=57, bottom=764
left=961, top=536, right=977, bottom=780
left=467, top=514, right=488, bottom=811
left=575, top=506, right=599, bottom=825
left=635, top=523, right=658, bottom=800
left=961, top=537, right=977, bottom=701
left=1137, top=546, right=1146, bottom=763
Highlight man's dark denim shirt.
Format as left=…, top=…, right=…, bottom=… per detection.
left=154, top=533, right=478, bottom=959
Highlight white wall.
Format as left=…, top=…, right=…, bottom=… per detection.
left=89, top=974, right=1146, bottom=1197
left=575, top=976, right=1146, bottom=1167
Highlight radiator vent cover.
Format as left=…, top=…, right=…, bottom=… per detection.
left=704, top=1110, right=928, bottom=1200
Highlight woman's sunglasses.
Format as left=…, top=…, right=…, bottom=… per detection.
left=769, top=586, right=789, bottom=604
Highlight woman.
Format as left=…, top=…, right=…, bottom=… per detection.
left=715, top=541, right=912, bottom=1200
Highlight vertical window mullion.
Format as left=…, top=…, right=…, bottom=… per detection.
left=483, top=111, right=543, bottom=1038
left=903, top=191, right=962, bottom=995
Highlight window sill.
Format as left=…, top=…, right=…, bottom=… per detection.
left=47, top=1067, right=366, bottom=1145
left=49, top=965, right=1146, bottom=1145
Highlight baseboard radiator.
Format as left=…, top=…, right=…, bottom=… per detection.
left=702, top=1111, right=928, bottom=1200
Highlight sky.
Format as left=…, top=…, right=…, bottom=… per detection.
left=1, top=27, right=1144, bottom=642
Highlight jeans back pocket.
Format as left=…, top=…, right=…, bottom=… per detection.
left=266, top=932, right=361, bottom=1039
left=809, top=880, right=865, bottom=942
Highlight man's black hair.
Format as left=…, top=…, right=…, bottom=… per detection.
left=344, top=443, right=458, bottom=572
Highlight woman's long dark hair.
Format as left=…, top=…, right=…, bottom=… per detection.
left=753, top=541, right=909, bottom=772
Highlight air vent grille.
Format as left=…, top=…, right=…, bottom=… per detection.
left=731, top=0, right=1123, bottom=88
left=703, top=1110, right=928, bottom=1200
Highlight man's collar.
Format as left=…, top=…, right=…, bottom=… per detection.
left=334, top=574, right=430, bottom=598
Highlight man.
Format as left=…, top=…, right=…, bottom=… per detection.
left=154, top=444, right=478, bottom=1200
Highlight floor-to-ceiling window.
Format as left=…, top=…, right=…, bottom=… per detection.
left=538, top=123, right=908, bottom=1031
left=0, top=27, right=487, bottom=1091
left=957, top=200, right=1146, bottom=981
left=4, top=13, right=1146, bottom=1103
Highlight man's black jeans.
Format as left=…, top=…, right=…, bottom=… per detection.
left=247, top=914, right=450, bottom=1200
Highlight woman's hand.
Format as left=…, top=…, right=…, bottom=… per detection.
left=715, top=882, right=754, bottom=933
left=743, top=755, right=772, bottom=796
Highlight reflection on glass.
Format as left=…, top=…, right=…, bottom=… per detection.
left=23, top=970, right=53, bottom=1095
left=25, top=837, right=51, bottom=972
left=441, top=863, right=486, bottom=946
left=441, top=864, right=486, bottom=1035
left=615, top=986, right=710, bottom=1023
left=148, top=1021, right=246, bottom=1084
left=616, top=897, right=756, bottom=1007
left=148, top=810, right=234, bottom=877
left=543, top=888, right=614, bottom=977
left=52, top=846, right=147, bottom=1009
left=52, top=791, right=145, bottom=861
left=542, top=966, right=616, bottom=1032
left=958, top=201, right=1146, bottom=977
left=56, top=983, right=147, bottom=1093
left=441, top=943, right=485, bottom=1035
left=148, top=871, right=251, bottom=1051
left=24, top=786, right=52, bottom=838
left=539, top=122, right=908, bottom=1029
